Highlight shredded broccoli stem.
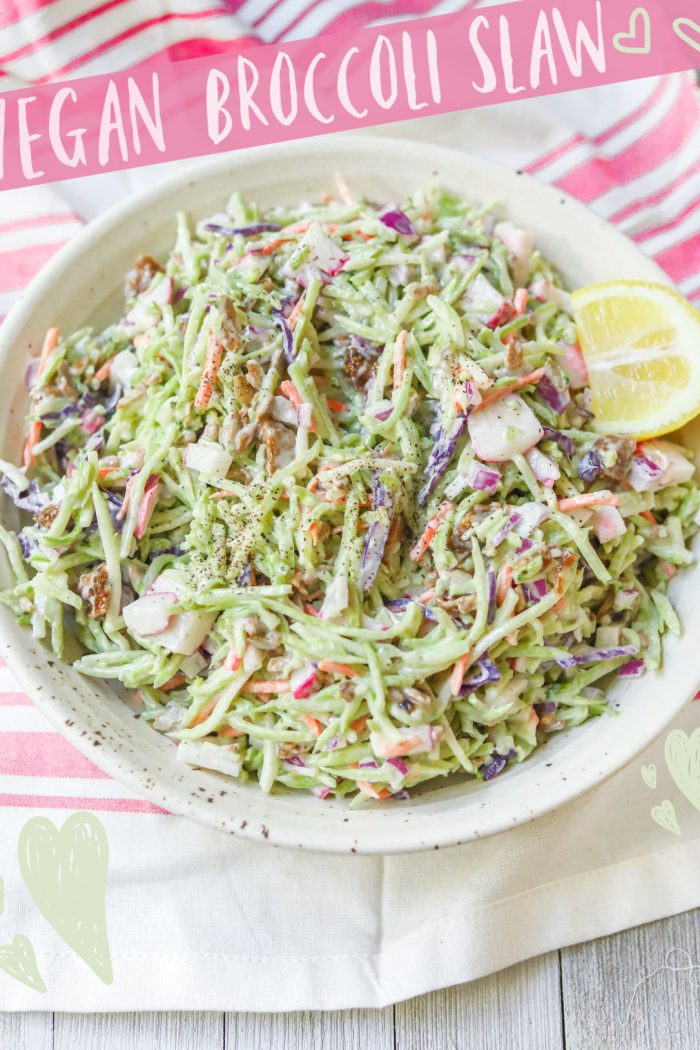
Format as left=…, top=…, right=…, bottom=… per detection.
left=1, top=186, right=697, bottom=804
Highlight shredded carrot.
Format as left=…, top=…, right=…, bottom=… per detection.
left=326, top=398, right=347, bottom=413
left=94, top=356, right=114, bottom=384
left=357, top=781, right=391, bottom=800
left=473, top=368, right=546, bottom=412
left=261, top=237, right=292, bottom=256
left=97, top=465, right=119, bottom=478
left=36, top=326, right=60, bottom=379
left=410, top=501, right=453, bottom=563
left=340, top=229, right=374, bottom=241
left=308, top=520, right=322, bottom=544
left=246, top=679, right=291, bottom=694
left=393, top=329, right=407, bottom=390
left=416, top=589, right=435, bottom=604
left=513, top=288, right=529, bottom=317
left=191, top=699, right=217, bottom=726
left=380, top=735, right=427, bottom=758
left=159, top=674, right=186, bottom=693
left=302, top=714, right=323, bottom=736
left=218, top=725, right=245, bottom=738
left=497, top=565, right=513, bottom=606
left=640, top=509, right=656, bottom=525
left=304, top=602, right=320, bottom=617
left=287, top=295, right=305, bottom=329
left=223, top=646, right=242, bottom=672
left=557, top=493, right=621, bottom=513
left=350, top=715, right=369, bottom=734
left=280, top=379, right=303, bottom=412
left=317, top=660, right=360, bottom=678
left=22, top=419, right=43, bottom=470
left=450, top=652, right=472, bottom=695
left=194, top=334, right=224, bottom=410
left=282, top=222, right=311, bottom=234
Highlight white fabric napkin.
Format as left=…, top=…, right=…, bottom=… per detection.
left=1, top=84, right=700, bottom=1012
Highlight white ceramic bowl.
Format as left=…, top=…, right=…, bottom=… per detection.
left=1, top=136, right=699, bottom=854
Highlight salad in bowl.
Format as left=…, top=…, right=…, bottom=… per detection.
left=1, top=176, right=699, bottom=810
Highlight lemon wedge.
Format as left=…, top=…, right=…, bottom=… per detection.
left=572, top=281, right=700, bottom=439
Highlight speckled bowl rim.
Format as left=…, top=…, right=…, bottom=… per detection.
left=1, top=135, right=699, bottom=855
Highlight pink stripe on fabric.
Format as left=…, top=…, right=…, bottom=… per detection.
left=1, top=0, right=133, bottom=64
left=609, top=159, right=700, bottom=225
left=0, top=241, right=67, bottom=289
left=0, top=692, right=32, bottom=705
left=633, top=193, right=700, bottom=244
left=0, top=212, right=81, bottom=232
left=0, top=656, right=6, bottom=667
left=655, top=232, right=700, bottom=283
left=0, top=731, right=110, bottom=778
left=524, top=134, right=585, bottom=175
left=276, top=0, right=475, bottom=42
left=593, top=77, right=669, bottom=147
left=519, top=80, right=667, bottom=181
left=556, top=81, right=700, bottom=204
left=35, top=6, right=233, bottom=83
left=135, top=34, right=260, bottom=66
left=0, top=0, right=58, bottom=31
left=253, top=0, right=287, bottom=30
left=0, top=793, right=170, bottom=813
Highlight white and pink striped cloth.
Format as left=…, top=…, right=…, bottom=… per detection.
left=1, top=0, right=700, bottom=1013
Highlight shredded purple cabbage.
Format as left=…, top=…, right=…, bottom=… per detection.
left=522, top=578, right=547, bottom=604
left=418, top=412, right=466, bottom=506
left=0, top=474, right=49, bottom=514
left=617, top=659, right=646, bottom=679
left=489, top=512, right=522, bottom=551
left=203, top=222, right=281, bottom=236
left=272, top=308, right=295, bottom=362
left=546, top=644, right=637, bottom=670
left=105, top=491, right=124, bottom=532
left=379, top=209, right=416, bottom=236
left=42, top=385, right=121, bottom=427
left=18, top=530, right=37, bottom=559
left=359, top=479, right=392, bottom=592
left=486, top=569, right=497, bottom=625
left=538, top=362, right=571, bottom=415
left=460, top=657, right=501, bottom=695
left=578, top=450, right=602, bottom=483
left=481, top=753, right=508, bottom=781
left=541, top=426, right=575, bottom=458
left=385, top=597, right=438, bottom=623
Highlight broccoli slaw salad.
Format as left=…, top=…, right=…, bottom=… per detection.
left=0, top=184, right=698, bottom=806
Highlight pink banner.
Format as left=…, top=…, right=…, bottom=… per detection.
left=0, top=0, right=698, bottom=190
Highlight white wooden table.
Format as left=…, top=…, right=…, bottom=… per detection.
left=3, top=908, right=698, bottom=1049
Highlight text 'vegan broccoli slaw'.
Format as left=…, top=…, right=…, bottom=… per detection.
left=1, top=186, right=698, bottom=804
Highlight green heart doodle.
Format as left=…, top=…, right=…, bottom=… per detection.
left=651, top=799, right=682, bottom=836
left=641, top=763, right=657, bottom=789
left=673, top=17, right=700, bottom=54
left=665, top=728, right=700, bottom=812
left=613, top=7, right=652, bottom=55
left=0, top=934, right=46, bottom=993
left=18, top=813, right=113, bottom=984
